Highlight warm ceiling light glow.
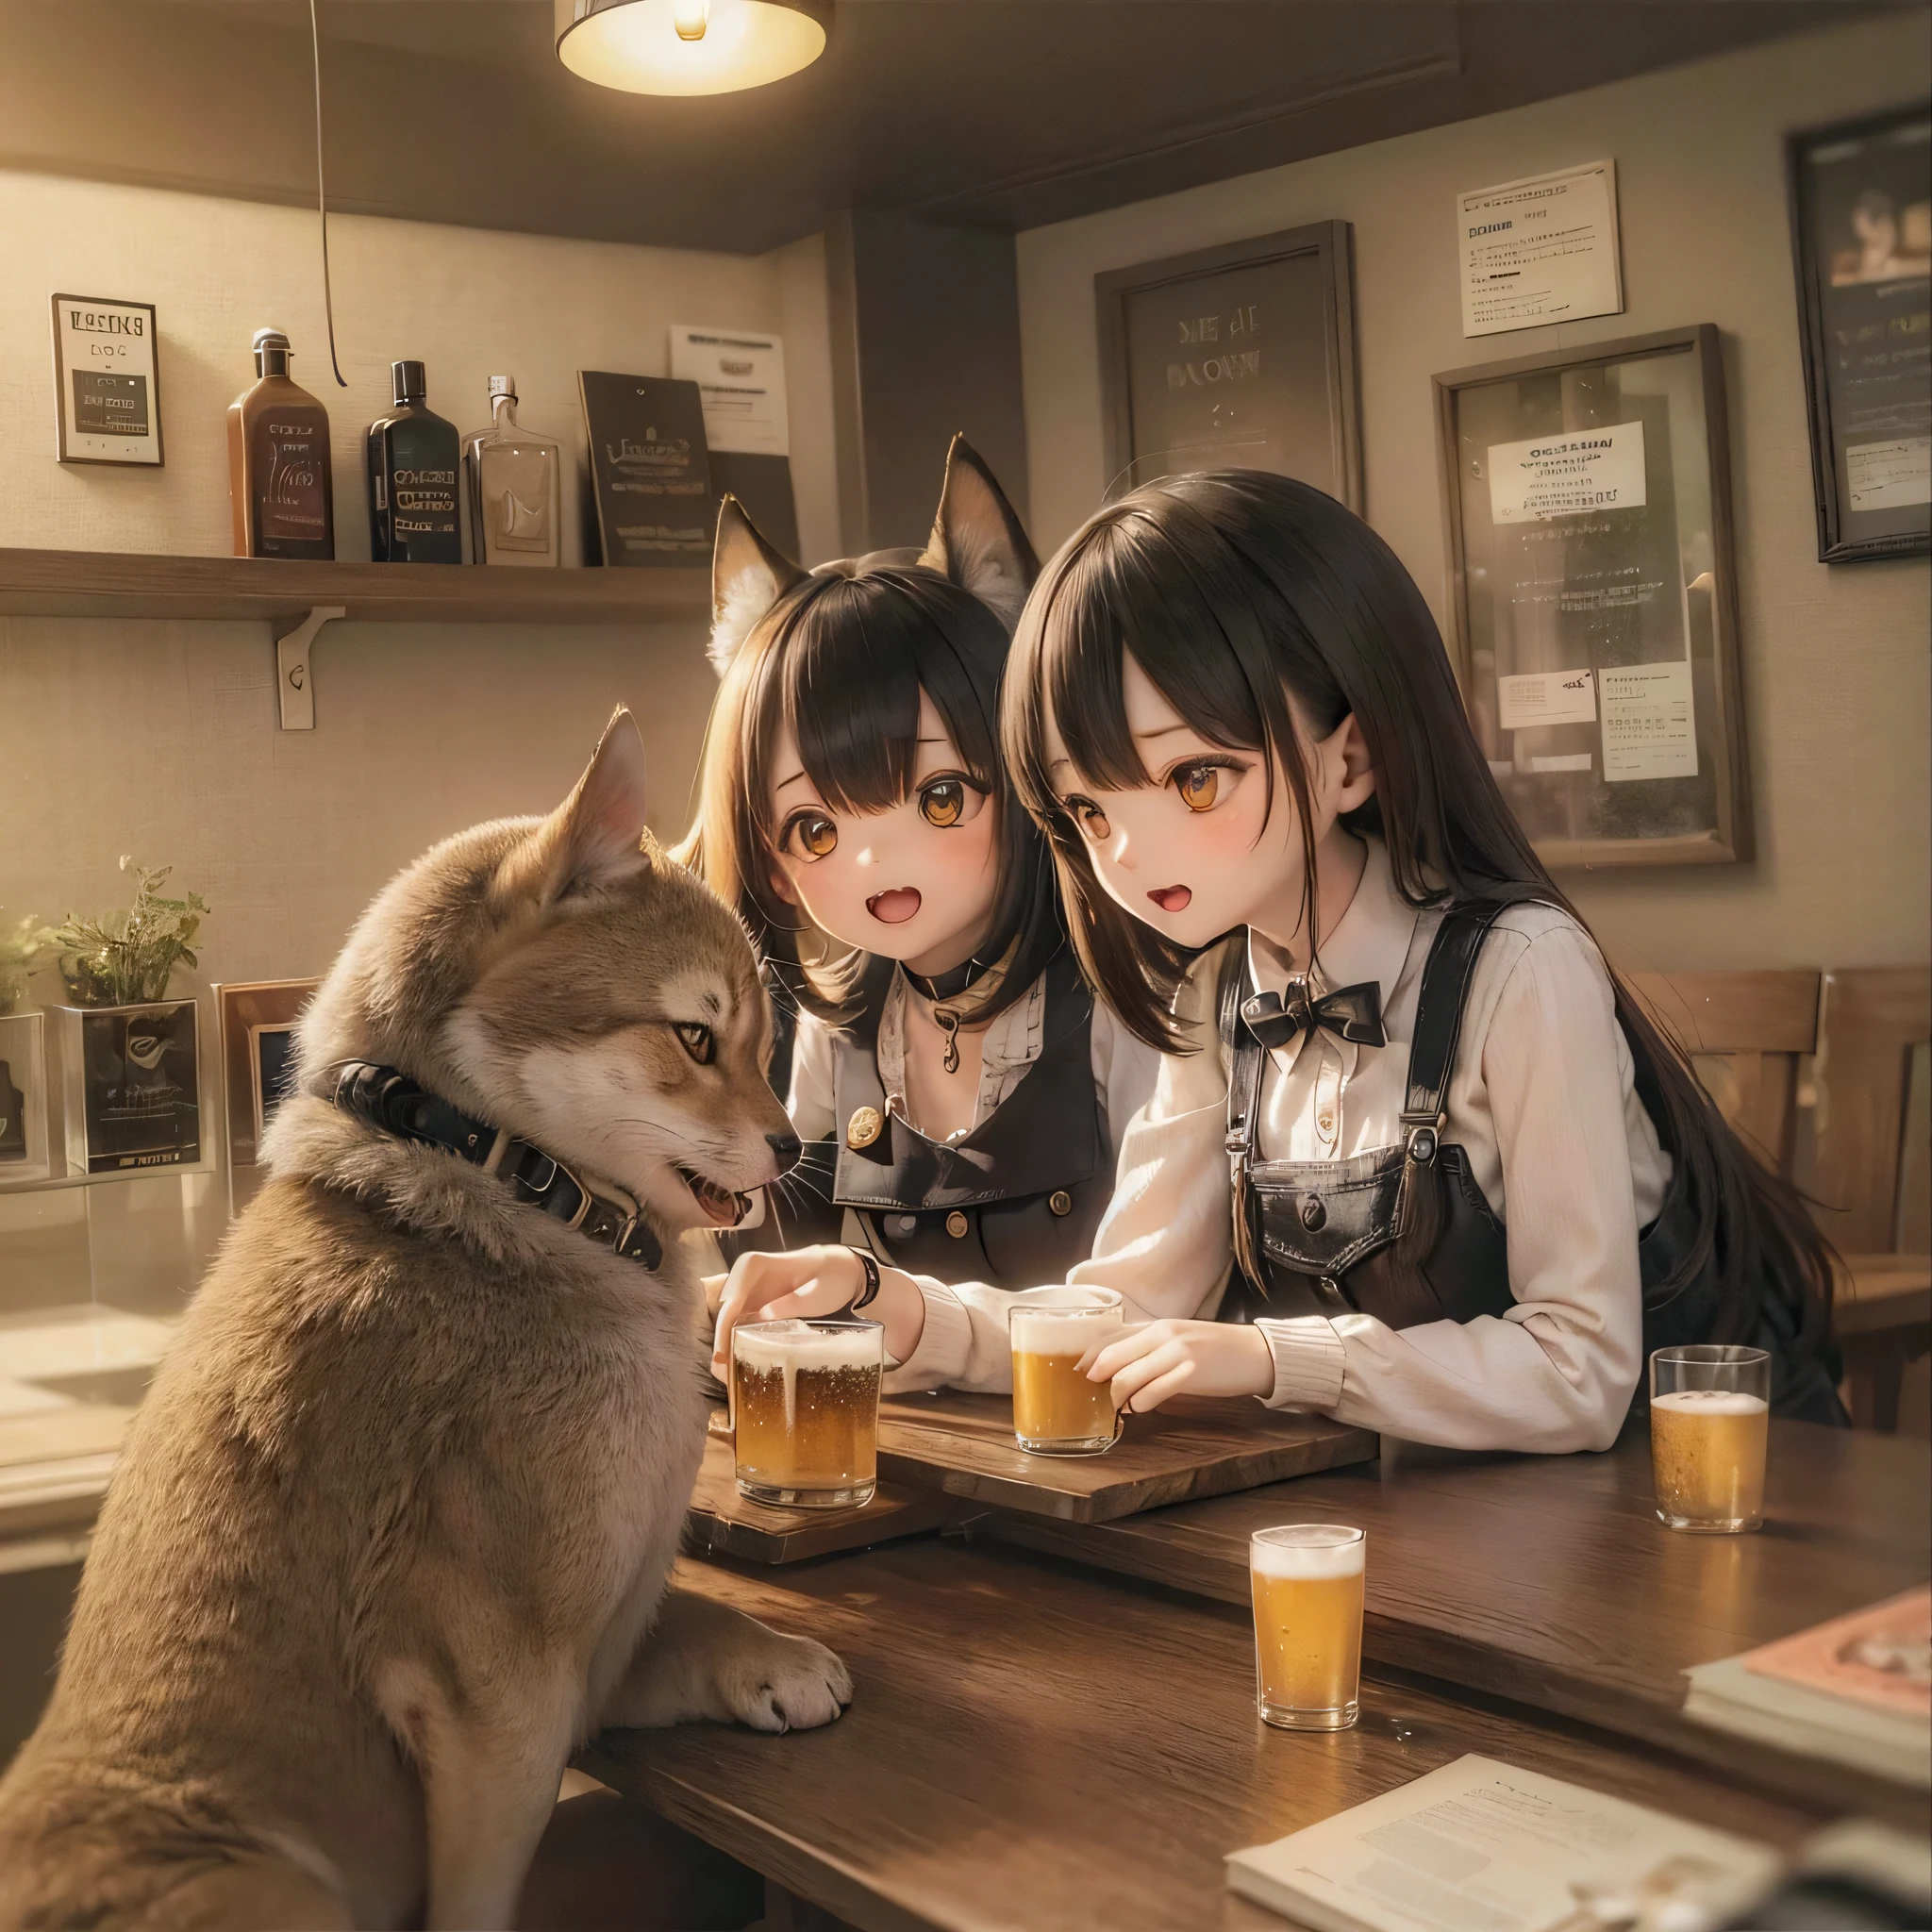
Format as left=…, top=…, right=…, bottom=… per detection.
left=556, top=0, right=829, bottom=96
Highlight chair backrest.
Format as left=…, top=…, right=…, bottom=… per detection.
left=1625, top=970, right=1821, bottom=1175
left=1794, top=967, right=1932, bottom=1255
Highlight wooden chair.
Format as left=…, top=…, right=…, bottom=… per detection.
left=1793, top=968, right=1932, bottom=1434
left=1626, top=969, right=1932, bottom=1433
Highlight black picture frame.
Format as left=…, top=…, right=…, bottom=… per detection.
left=1094, top=222, right=1362, bottom=511
left=1786, top=104, right=1931, bottom=564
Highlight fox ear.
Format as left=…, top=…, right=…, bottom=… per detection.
left=918, top=435, right=1039, bottom=633
left=529, top=708, right=654, bottom=904
left=710, top=496, right=807, bottom=677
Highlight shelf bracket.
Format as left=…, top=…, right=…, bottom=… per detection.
left=275, top=606, right=345, bottom=730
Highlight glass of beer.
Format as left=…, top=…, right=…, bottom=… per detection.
left=731, top=1318, right=884, bottom=1509
left=1250, top=1524, right=1366, bottom=1731
left=1008, top=1287, right=1124, bottom=1455
left=1650, top=1345, right=1771, bottom=1534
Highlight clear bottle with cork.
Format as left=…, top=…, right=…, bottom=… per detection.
left=462, top=375, right=561, bottom=566
left=366, top=361, right=462, bottom=564
left=226, top=327, right=335, bottom=559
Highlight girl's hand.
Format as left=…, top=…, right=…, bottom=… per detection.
left=708, top=1245, right=926, bottom=1383
left=1085, top=1320, right=1274, bottom=1413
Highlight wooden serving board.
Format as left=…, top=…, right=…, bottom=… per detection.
left=874, top=1389, right=1374, bottom=1523
left=687, top=1430, right=952, bottom=1565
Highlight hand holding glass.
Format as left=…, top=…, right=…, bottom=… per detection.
left=731, top=1318, right=883, bottom=1509
left=1008, top=1287, right=1124, bottom=1455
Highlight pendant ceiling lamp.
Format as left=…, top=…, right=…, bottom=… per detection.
left=556, top=0, right=830, bottom=96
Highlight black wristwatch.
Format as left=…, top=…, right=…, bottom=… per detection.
left=846, top=1246, right=882, bottom=1315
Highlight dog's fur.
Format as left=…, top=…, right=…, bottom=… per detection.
left=0, top=714, right=849, bottom=1930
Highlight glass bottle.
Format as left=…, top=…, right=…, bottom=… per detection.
left=225, top=327, right=335, bottom=559
left=463, top=375, right=562, bottom=567
left=366, top=360, right=462, bottom=564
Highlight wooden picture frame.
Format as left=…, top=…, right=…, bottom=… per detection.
left=1095, top=222, right=1362, bottom=510
left=1786, top=104, right=1931, bottom=564
left=1434, top=324, right=1752, bottom=871
left=217, top=977, right=318, bottom=1215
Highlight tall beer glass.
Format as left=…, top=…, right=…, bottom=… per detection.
left=731, top=1318, right=883, bottom=1509
left=1650, top=1344, right=1771, bottom=1534
left=1250, top=1524, right=1366, bottom=1730
left=1008, top=1286, right=1124, bottom=1456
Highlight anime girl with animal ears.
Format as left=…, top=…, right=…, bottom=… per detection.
left=718, top=469, right=1844, bottom=1444
left=685, top=438, right=1160, bottom=1382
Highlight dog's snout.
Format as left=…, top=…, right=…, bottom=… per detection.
left=765, top=1130, right=803, bottom=1173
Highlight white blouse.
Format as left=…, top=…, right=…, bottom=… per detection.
left=887, top=838, right=1672, bottom=1454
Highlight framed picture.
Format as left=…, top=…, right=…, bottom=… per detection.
left=50, top=293, right=164, bottom=467
left=49, top=1000, right=203, bottom=1175
left=1095, top=222, right=1362, bottom=510
left=0, top=1010, right=57, bottom=1188
left=1434, top=324, right=1751, bottom=871
left=1787, top=105, right=1931, bottom=563
left=216, top=978, right=318, bottom=1215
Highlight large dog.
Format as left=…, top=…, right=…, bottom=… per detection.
left=0, top=713, right=849, bottom=1930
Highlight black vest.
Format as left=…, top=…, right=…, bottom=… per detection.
left=1215, top=908, right=1843, bottom=1424
left=824, top=949, right=1110, bottom=1290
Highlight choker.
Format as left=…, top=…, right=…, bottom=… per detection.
left=902, top=956, right=991, bottom=1004
left=329, top=1061, right=662, bottom=1270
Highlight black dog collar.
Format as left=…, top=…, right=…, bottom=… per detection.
left=329, top=1061, right=662, bottom=1270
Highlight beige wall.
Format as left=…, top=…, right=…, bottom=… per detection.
left=1016, top=13, right=1932, bottom=973
left=0, top=172, right=841, bottom=995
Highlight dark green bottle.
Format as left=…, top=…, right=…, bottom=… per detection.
left=366, top=360, right=461, bottom=563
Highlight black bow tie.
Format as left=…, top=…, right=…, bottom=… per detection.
left=1241, top=976, right=1386, bottom=1051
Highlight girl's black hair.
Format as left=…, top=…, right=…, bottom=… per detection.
left=1003, top=468, right=1833, bottom=1350
left=691, top=559, right=1061, bottom=1030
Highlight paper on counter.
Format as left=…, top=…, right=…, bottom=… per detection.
left=1600, top=661, right=1696, bottom=782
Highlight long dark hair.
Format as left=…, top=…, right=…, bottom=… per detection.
left=686, top=560, right=1062, bottom=1028
left=1004, top=469, right=1832, bottom=1348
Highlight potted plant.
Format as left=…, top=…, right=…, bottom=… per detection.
left=0, top=911, right=54, bottom=1016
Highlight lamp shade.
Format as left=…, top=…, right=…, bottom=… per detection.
left=556, top=0, right=830, bottom=96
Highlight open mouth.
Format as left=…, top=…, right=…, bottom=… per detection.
left=866, top=888, right=923, bottom=924
left=676, top=1165, right=750, bottom=1228
left=1148, top=885, right=1192, bottom=914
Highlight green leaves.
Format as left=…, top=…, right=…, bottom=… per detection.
left=50, top=859, right=212, bottom=1008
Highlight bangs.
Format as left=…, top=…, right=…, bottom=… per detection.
left=748, top=570, right=1006, bottom=834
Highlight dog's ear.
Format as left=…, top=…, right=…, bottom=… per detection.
left=525, top=708, right=655, bottom=906
left=918, top=435, right=1040, bottom=633
left=710, top=495, right=807, bottom=677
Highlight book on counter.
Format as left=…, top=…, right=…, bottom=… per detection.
left=576, top=372, right=712, bottom=567
left=1682, top=1586, right=1930, bottom=1790
left=1224, top=1754, right=1776, bottom=1932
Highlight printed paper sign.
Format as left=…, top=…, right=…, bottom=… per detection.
left=1845, top=437, right=1932, bottom=513
left=1496, top=667, right=1596, bottom=730
left=669, top=325, right=789, bottom=456
left=1600, top=660, right=1696, bottom=782
left=1488, top=422, right=1646, bottom=524
left=1458, top=161, right=1623, bottom=337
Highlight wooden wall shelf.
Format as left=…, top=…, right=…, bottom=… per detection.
left=0, top=547, right=712, bottom=625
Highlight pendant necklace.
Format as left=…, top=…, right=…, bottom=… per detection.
left=904, top=955, right=991, bottom=1076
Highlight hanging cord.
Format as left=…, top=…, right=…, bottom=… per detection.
left=308, top=0, right=348, bottom=388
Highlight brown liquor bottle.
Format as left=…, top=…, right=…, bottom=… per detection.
left=226, top=327, right=335, bottom=559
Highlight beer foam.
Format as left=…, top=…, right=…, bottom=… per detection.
left=733, top=1321, right=880, bottom=1432
left=1010, top=1307, right=1122, bottom=1357
left=1251, top=1529, right=1365, bottom=1580
left=1652, top=1390, right=1768, bottom=1416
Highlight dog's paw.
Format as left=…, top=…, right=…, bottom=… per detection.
left=717, top=1628, right=852, bottom=1734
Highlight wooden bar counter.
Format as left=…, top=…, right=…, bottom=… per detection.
left=585, top=1541, right=1840, bottom=1932
left=983, top=1417, right=1932, bottom=1815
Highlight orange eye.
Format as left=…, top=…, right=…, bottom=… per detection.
left=919, top=780, right=965, bottom=827
left=788, top=813, right=838, bottom=859
left=1065, top=799, right=1109, bottom=841
left=1174, top=765, right=1220, bottom=812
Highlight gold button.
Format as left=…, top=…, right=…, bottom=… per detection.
left=1048, top=1189, right=1074, bottom=1217
left=945, top=1209, right=969, bottom=1239
left=845, top=1105, right=883, bottom=1150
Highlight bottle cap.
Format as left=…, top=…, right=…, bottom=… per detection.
left=391, top=359, right=427, bottom=405
left=252, top=327, right=291, bottom=375
left=489, top=375, right=518, bottom=400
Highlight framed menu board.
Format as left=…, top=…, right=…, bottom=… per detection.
left=1787, top=104, right=1931, bottom=563
left=1434, top=324, right=1751, bottom=871
left=1095, top=222, right=1362, bottom=509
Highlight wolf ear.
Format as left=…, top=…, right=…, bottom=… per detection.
left=529, top=708, right=655, bottom=905
left=918, top=434, right=1040, bottom=633
left=710, top=496, right=807, bottom=677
